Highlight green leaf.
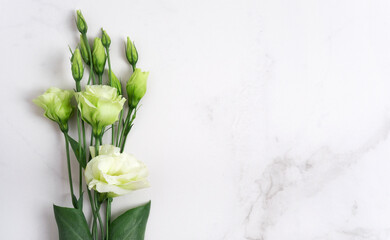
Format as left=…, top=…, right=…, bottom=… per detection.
left=68, top=135, right=86, bottom=168
left=110, top=201, right=151, bottom=240
left=71, top=194, right=78, bottom=209
left=53, top=205, right=92, bottom=240
left=77, top=193, right=84, bottom=210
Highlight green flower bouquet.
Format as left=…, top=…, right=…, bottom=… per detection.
left=33, top=10, right=151, bottom=240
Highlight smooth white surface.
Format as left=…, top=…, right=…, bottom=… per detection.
left=1, top=0, right=390, bottom=239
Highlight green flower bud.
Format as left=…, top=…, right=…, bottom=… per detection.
left=125, top=37, right=138, bottom=68
left=92, top=37, right=107, bottom=76
left=33, top=87, right=74, bottom=132
left=76, top=10, right=88, bottom=34
left=79, top=34, right=90, bottom=65
left=109, top=70, right=122, bottom=95
left=101, top=28, right=111, bottom=48
left=126, top=68, right=149, bottom=108
left=76, top=85, right=125, bottom=136
left=71, top=48, right=84, bottom=81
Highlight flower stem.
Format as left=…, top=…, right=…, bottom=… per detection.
left=105, top=47, right=115, bottom=146
left=106, top=47, right=112, bottom=84
left=98, top=74, right=103, bottom=85
left=76, top=81, right=83, bottom=209
left=94, top=191, right=104, bottom=239
left=63, top=132, right=75, bottom=204
left=111, top=124, right=115, bottom=145
left=120, top=108, right=136, bottom=152
left=93, top=136, right=105, bottom=239
left=87, top=189, right=98, bottom=239
left=115, top=110, right=123, bottom=147
left=81, top=33, right=96, bottom=84
left=106, top=198, right=112, bottom=240
left=118, top=108, right=132, bottom=150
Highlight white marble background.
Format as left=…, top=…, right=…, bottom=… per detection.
left=1, top=0, right=390, bottom=239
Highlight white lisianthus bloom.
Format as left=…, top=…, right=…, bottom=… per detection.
left=85, top=145, right=149, bottom=197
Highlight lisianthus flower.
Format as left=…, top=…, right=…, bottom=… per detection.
left=76, top=85, right=126, bottom=136
left=85, top=145, right=149, bottom=197
left=33, top=87, right=74, bottom=132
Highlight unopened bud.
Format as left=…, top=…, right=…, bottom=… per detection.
left=76, top=10, right=88, bottom=34
left=92, top=37, right=107, bottom=76
left=79, top=34, right=90, bottom=65
left=126, top=68, right=149, bottom=108
left=125, top=37, right=138, bottom=68
left=71, top=48, right=84, bottom=81
left=101, top=28, right=111, bottom=48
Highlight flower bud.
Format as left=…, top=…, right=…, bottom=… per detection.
left=79, top=34, right=90, bottom=65
left=92, top=37, right=107, bottom=76
left=71, top=48, right=84, bottom=81
left=76, top=10, right=88, bottom=34
left=126, top=68, right=149, bottom=108
left=101, top=28, right=111, bottom=48
left=33, top=87, right=74, bottom=132
left=125, top=37, right=138, bottom=68
left=109, top=70, right=122, bottom=95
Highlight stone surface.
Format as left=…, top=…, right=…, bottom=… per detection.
left=1, top=0, right=390, bottom=239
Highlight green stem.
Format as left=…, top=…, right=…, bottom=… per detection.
left=118, top=108, right=132, bottom=149
left=81, top=120, right=86, bottom=166
left=93, top=136, right=105, bottom=239
left=87, top=67, right=92, bottom=85
left=94, top=191, right=104, bottom=239
left=92, top=219, right=97, bottom=240
left=90, top=130, right=94, bottom=156
left=98, top=74, right=103, bottom=85
left=120, top=133, right=129, bottom=153
left=82, top=33, right=96, bottom=84
left=76, top=81, right=83, bottom=209
left=63, top=132, right=75, bottom=204
left=87, top=189, right=98, bottom=240
left=120, top=109, right=136, bottom=152
left=106, top=198, right=112, bottom=240
left=95, top=135, right=99, bottom=159
left=105, top=47, right=115, bottom=146
left=115, top=110, right=123, bottom=147
left=111, top=124, right=115, bottom=145
left=106, top=47, right=112, bottom=85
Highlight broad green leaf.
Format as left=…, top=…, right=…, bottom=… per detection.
left=68, top=135, right=86, bottom=168
left=110, top=201, right=151, bottom=240
left=53, top=205, right=92, bottom=240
